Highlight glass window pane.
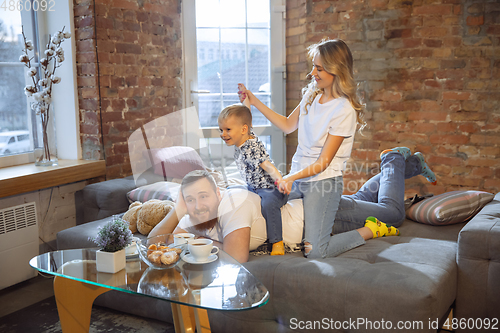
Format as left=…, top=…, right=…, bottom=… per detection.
left=220, top=28, right=245, bottom=94
left=0, top=11, right=35, bottom=158
left=198, top=94, right=221, bottom=128
left=0, top=66, right=30, bottom=156
left=0, top=11, right=23, bottom=62
left=251, top=94, right=270, bottom=126
left=197, top=28, right=221, bottom=93
left=195, top=0, right=271, bottom=129
left=197, top=27, right=220, bottom=128
left=247, top=0, right=270, bottom=28
left=247, top=28, right=269, bottom=126
left=246, top=28, right=269, bottom=93
left=195, top=0, right=220, bottom=28
left=219, top=0, right=246, bottom=28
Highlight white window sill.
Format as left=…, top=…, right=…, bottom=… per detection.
left=0, top=160, right=106, bottom=198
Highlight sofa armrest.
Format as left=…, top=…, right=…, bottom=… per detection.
left=77, top=176, right=138, bottom=224
left=456, top=192, right=500, bottom=325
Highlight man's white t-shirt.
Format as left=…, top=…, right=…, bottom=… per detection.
left=290, top=95, right=357, bottom=182
left=177, top=188, right=304, bottom=250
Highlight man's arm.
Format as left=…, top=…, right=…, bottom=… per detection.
left=149, top=206, right=182, bottom=237
left=222, top=227, right=251, bottom=263
left=150, top=190, right=187, bottom=237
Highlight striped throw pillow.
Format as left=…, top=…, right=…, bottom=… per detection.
left=406, top=190, right=494, bottom=225
left=127, top=181, right=180, bottom=203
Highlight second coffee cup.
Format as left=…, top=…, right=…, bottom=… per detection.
left=174, top=232, right=195, bottom=245
left=187, top=239, right=219, bottom=262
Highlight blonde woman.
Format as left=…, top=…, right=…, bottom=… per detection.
left=238, top=39, right=373, bottom=259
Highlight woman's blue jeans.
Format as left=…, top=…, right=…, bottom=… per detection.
left=288, top=176, right=343, bottom=259
left=288, top=152, right=422, bottom=258
left=334, top=152, right=422, bottom=234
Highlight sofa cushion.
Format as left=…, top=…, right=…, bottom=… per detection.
left=81, top=177, right=138, bottom=224
left=127, top=181, right=180, bottom=203
left=147, top=146, right=206, bottom=179
left=231, top=234, right=458, bottom=333
left=406, top=190, right=494, bottom=226
left=456, top=193, right=500, bottom=322
left=57, top=214, right=147, bottom=250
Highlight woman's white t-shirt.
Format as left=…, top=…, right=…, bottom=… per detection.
left=289, top=95, right=357, bottom=182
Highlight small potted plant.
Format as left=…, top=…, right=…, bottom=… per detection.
left=90, top=216, right=133, bottom=273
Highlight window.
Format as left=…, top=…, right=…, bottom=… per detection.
left=183, top=0, right=286, bottom=172
left=0, top=2, right=80, bottom=168
left=0, top=9, right=35, bottom=164
left=18, top=134, right=29, bottom=141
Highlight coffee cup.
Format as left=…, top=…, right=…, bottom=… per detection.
left=125, top=237, right=141, bottom=256
left=174, top=233, right=195, bottom=245
left=187, top=239, right=219, bottom=262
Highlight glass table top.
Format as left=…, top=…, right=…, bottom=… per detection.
left=30, top=248, right=269, bottom=311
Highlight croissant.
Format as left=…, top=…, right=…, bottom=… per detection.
left=161, top=251, right=179, bottom=265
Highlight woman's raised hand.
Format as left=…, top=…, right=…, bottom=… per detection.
left=238, top=83, right=253, bottom=108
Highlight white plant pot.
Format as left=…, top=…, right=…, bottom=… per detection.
left=96, top=248, right=126, bottom=273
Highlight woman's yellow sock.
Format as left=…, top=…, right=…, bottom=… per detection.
left=271, top=241, right=285, bottom=255
left=365, top=216, right=400, bottom=238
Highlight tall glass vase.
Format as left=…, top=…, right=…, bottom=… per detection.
left=34, top=104, right=58, bottom=166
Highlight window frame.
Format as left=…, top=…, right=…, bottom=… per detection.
left=181, top=0, right=287, bottom=173
left=0, top=8, right=39, bottom=166
left=0, top=0, right=80, bottom=168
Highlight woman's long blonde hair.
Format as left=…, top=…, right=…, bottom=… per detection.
left=302, top=39, right=366, bottom=132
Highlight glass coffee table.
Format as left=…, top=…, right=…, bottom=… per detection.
left=30, top=248, right=269, bottom=333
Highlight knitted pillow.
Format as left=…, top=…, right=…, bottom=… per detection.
left=406, top=190, right=494, bottom=225
left=127, top=181, right=180, bottom=203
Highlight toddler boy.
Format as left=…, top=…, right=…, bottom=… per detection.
left=218, top=104, right=287, bottom=255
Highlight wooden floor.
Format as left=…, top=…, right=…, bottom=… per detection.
left=0, top=274, right=55, bottom=318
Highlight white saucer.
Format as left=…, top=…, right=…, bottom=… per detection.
left=181, top=253, right=218, bottom=264
left=126, top=249, right=139, bottom=259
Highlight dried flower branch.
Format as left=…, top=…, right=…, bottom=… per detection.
left=20, top=26, right=71, bottom=163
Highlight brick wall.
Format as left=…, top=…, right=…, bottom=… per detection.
left=73, top=0, right=498, bottom=194
left=74, top=0, right=183, bottom=179
left=286, top=0, right=499, bottom=196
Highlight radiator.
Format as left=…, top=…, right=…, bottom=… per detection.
left=0, top=202, right=39, bottom=290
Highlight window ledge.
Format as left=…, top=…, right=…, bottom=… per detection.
left=0, top=160, right=106, bottom=198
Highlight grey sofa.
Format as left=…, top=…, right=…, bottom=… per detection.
left=58, top=178, right=500, bottom=333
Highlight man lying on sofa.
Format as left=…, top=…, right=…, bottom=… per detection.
left=150, top=148, right=429, bottom=262
left=149, top=169, right=303, bottom=263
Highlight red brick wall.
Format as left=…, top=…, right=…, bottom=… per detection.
left=286, top=0, right=500, bottom=196
left=73, top=0, right=499, bottom=194
left=74, top=0, right=183, bottom=179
